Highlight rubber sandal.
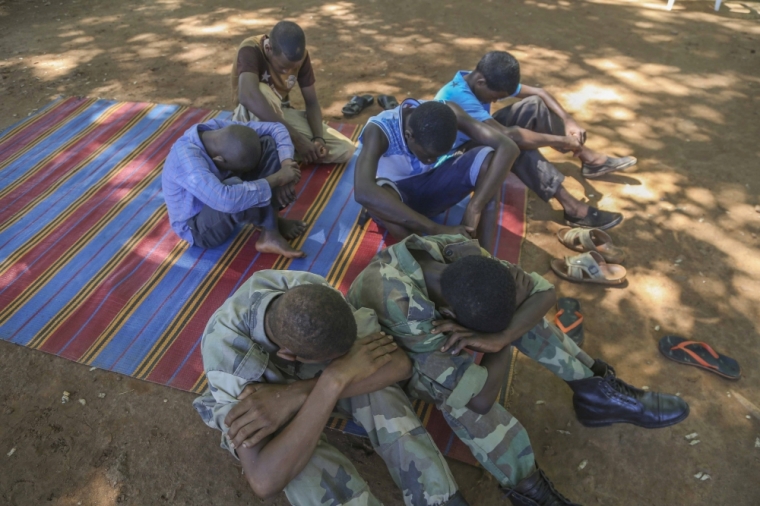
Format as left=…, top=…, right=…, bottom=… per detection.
left=557, top=227, right=625, bottom=264
left=377, top=94, right=399, bottom=110
left=342, top=95, right=374, bottom=118
left=555, top=297, right=584, bottom=346
left=581, top=156, right=637, bottom=179
left=550, top=251, right=626, bottom=285
left=658, top=336, right=741, bottom=380
left=564, top=207, right=623, bottom=230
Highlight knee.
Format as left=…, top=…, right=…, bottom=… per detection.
left=524, top=95, right=547, bottom=109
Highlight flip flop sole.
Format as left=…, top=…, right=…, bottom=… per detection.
left=555, top=297, right=583, bottom=346
left=658, top=335, right=741, bottom=380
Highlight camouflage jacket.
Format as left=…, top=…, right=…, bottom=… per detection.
left=193, top=270, right=381, bottom=456
left=347, top=234, right=553, bottom=410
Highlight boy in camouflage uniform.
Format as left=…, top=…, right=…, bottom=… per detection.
left=347, top=234, right=689, bottom=505
left=193, top=270, right=467, bottom=506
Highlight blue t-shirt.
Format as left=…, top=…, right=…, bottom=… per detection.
left=434, top=71, right=521, bottom=147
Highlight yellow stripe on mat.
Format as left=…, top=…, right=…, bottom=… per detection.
left=0, top=105, right=187, bottom=283
left=174, top=125, right=361, bottom=392
left=326, top=217, right=371, bottom=288
left=0, top=104, right=155, bottom=236
left=271, top=125, right=362, bottom=272
left=0, top=98, right=98, bottom=169
left=81, top=236, right=191, bottom=363
left=0, top=100, right=123, bottom=195
left=0, top=108, right=194, bottom=328
left=28, top=206, right=167, bottom=349
left=132, top=225, right=256, bottom=379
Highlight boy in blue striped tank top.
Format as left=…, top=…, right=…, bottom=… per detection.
left=354, top=99, right=519, bottom=252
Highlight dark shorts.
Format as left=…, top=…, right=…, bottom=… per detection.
left=381, top=146, right=494, bottom=218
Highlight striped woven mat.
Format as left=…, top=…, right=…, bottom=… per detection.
left=0, top=97, right=527, bottom=465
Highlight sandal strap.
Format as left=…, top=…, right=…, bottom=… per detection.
left=670, top=340, right=720, bottom=370
left=554, top=309, right=583, bottom=333
left=561, top=228, right=593, bottom=250
left=565, top=252, right=605, bottom=280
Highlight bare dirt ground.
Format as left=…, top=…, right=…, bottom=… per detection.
left=1, top=0, right=759, bottom=504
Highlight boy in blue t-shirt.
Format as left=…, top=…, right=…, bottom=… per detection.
left=435, top=51, right=636, bottom=231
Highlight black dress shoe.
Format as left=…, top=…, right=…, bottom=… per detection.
left=502, top=464, right=581, bottom=506
left=564, top=207, right=623, bottom=231
left=567, top=360, right=689, bottom=428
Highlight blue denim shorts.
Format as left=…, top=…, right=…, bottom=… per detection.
left=379, top=146, right=494, bottom=218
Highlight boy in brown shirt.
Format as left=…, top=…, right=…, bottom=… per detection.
left=231, top=21, right=355, bottom=168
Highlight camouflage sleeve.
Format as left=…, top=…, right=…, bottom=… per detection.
left=397, top=321, right=488, bottom=410
left=192, top=299, right=272, bottom=457
left=492, top=256, right=554, bottom=296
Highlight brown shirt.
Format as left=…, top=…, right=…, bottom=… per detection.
left=231, top=34, right=316, bottom=106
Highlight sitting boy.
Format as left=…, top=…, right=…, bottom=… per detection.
left=232, top=21, right=355, bottom=165
left=355, top=100, right=519, bottom=252
left=347, top=234, right=689, bottom=505
left=435, top=51, right=636, bottom=230
left=163, top=119, right=307, bottom=258
left=193, top=270, right=468, bottom=506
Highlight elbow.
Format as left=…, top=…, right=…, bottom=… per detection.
left=354, top=187, right=374, bottom=209
left=247, top=475, right=283, bottom=500
left=467, top=394, right=495, bottom=415
left=394, top=351, right=413, bottom=382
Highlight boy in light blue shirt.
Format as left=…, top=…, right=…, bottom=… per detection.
left=435, top=51, right=636, bottom=231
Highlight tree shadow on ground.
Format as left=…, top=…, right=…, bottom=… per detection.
left=0, top=0, right=759, bottom=504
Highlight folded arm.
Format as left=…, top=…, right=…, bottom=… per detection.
left=353, top=124, right=443, bottom=236
left=225, top=343, right=411, bottom=450
left=183, top=156, right=271, bottom=212
left=483, top=118, right=580, bottom=153
left=235, top=333, right=399, bottom=499
left=244, top=120, right=295, bottom=162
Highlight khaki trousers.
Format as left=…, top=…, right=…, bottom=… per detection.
left=233, top=83, right=355, bottom=164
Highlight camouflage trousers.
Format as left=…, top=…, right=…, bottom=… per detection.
left=284, top=384, right=464, bottom=506
left=408, top=317, right=595, bottom=488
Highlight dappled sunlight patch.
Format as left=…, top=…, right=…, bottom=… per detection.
left=560, top=83, right=623, bottom=112
left=685, top=187, right=717, bottom=208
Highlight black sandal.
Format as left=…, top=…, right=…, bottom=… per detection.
left=377, top=95, right=399, bottom=110
left=342, top=95, right=374, bottom=118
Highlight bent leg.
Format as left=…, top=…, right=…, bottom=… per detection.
left=510, top=149, right=565, bottom=203
left=342, top=385, right=461, bottom=506
left=283, top=108, right=356, bottom=164
left=253, top=136, right=306, bottom=258
left=493, top=95, right=565, bottom=136
left=467, top=151, right=507, bottom=252
left=232, top=83, right=285, bottom=121
left=284, top=434, right=382, bottom=506
left=513, top=317, right=595, bottom=381
left=440, top=402, right=535, bottom=487
left=187, top=176, right=265, bottom=248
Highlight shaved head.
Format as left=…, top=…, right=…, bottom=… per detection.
left=269, top=284, right=357, bottom=361
left=270, top=21, right=306, bottom=62
left=216, top=125, right=261, bottom=173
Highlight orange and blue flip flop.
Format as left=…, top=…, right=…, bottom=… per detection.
left=555, top=297, right=584, bottom=346
left=658, top=335, right=740, bottom=380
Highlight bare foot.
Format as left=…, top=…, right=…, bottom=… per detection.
left=255, top=228, right=306, bottom=258
left=278, top=218, right=308, bottom=240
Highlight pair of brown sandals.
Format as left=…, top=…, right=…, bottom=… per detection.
left=550, top=228, right=627, bottom=285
